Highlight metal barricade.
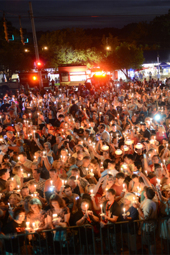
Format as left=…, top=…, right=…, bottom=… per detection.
left=0, top=218, right=169, bottom=254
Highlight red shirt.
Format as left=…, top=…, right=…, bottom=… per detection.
left=111, top=183, right=123, bottom=196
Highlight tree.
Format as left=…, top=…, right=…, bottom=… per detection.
left=101, top=33, right=119, bottom=54
left=0, top=41, right=33, bottom=75
left=112, top=42, right=144, bottom=77
left=52, top=46, right=103, bottom=68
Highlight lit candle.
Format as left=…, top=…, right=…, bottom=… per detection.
left=85, top=203, right=88, bottom=213
left=90, top=189, right=94, bottom=197
left=123, top=208, right=125, bottom=214
left=76, top=175, right=78, bottom=180
left=90, top=169, right=94, bottom=177
left=156, top=178, right=161, bottom=186
left=100, top=204, right=103, bottom=214
left=50, top=180, right=53, bottom=186
left=61, top=180, right=64, bottom=187
left=32, top=222, right=35, bottom=230
left=26, top=222, right=30, bottom=230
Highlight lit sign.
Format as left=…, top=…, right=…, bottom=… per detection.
left=70, top=75, right=86, bottom=81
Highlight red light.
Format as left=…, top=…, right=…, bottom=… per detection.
left=95, top=71, right=103, bottom=76
left=32, top=75, right=37, bottom=81
left=94, top=71, right=106, bottom=77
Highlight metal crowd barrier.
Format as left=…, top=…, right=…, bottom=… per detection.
left=0, top=217, right=169, bottom=254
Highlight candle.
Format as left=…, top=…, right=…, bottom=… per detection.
left=32, top=222, right=35, bottom=230
left=53, top=214, right=58, bottom=221
left=90, top=169, right=94, bottom=177
left=156, top=178, right=161, bottom=186
left=26, top=222, right=30, bottom=230
left=50, top=180, right=53, bottom=186
left=76, top=175, right=78, bottom=180
left=90, top=189, right=94, bottom=197
left=100, top=204, right=103, bottom=214
left=123, top=208, right=125, bottom=214
left=61, top=180, right=64, bottom=187
left=85, top=204, right=88, bottom=213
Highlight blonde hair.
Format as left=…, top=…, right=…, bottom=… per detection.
left=6, top=180, right=16, bottom=189
left=124, top=193, right=137, bottom=206
left=9, top=193, right=21, bottom=202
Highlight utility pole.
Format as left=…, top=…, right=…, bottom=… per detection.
left=29, top=2, right=43, bottom=89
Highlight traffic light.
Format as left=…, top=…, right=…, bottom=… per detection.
left=35, top=60, right=44, bottom=69
left=3, top=21, right=8, bottom=42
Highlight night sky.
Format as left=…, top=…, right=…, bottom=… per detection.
left=1, top=0, right=170, bottom=31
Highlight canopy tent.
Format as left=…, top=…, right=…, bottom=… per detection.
left=156, top=62, right=170, bottom=68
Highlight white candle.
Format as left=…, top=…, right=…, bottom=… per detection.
left=100, top=204, right=103, bottom=214
left=32, top=222, right=35, bottom=230
left=156, top=178, right=160, bottom=186
left=85, top=204, right=88, bottom=213
left=26, top=222, right=30, bottom=229
left=61, top=180, right=64, bottom=187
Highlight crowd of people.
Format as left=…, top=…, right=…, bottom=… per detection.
left=0, top=79, right=169, bottom=254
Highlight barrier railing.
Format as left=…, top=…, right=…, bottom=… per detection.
left=0, top=217, right=169, bottom=254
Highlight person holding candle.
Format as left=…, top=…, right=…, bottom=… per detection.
left=120, top=193, right=139, bottom=253
left=26, top=198, right=47, bottom=231
left=3, top=180, right=17, bottom=203
left=46, top=194, right=70, bottom=250
left=2, top=207, right=26, bottom=254
left=100, top=188, right=121, bottom=253
left=12, top=165, right=24, bottom=186
left=44, top=169, right=62, bottom=203
left=62, top=184, right=81, bottom=214
left=75, top=199, right=99, bottom=226
left=111, top=173, right=126, bottom=202
left=133, top=187, right=157, bottom=254
left=16, top=152, right=32, bottom=174
left=73, top=199, right=99, bottom=252
left=7, top=193, right=21, bottom=217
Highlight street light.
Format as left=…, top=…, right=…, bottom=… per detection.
left=106, top=46, right=111, bottom=51
left=43, top=46, right=48, bottom=50
left=24, top=49, right=29, bottom=52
